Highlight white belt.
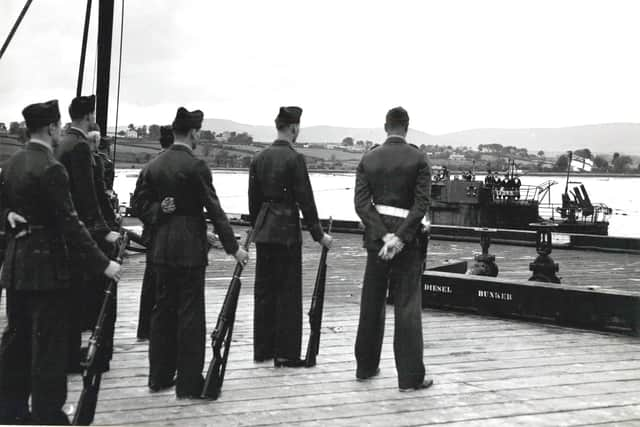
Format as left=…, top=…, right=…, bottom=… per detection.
left=375, top=204, right=431, bottom=228
left=375, top=204, right=409, bottom=218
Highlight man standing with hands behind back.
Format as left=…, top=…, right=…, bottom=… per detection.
left=132, top=107, right=248, bottom=399
left=248, top=106, right=333, bottom=368
left=354, top=107, right=433, bottom=391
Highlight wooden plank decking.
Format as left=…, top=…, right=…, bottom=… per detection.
left=2, top=227, right=640, bottom=425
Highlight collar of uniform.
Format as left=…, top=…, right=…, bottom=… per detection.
left=26, top=138, right=53, bottom=153
left=385, top=135, right=406, bottom=144
left=273, top=139, right=293, bottom=147
left=171, top=142, right=193, bottom=153
left=69, top=126, right=88, bottom=138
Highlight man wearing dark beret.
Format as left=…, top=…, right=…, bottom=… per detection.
left=83, top=125, right=121, bottom=358
left=97, top=137, right=119, bottom=216
left=159, top=125, right=174, bottom=150
left=55, top=94, right=121, bottom=373
left=131, top=107, right=248, bottom=398
left=248, top=106, right=333, bottom=367
left=354, top=107, right=433, bottom=391
left=135, top=124, right=174, bottom=341
left=0, top=100, right=121, bottom=425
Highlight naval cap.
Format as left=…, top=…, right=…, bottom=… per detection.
left=22, top=99, right=61, bottom=130
left=172, top=107, right=204, bottom=132
left=275, top=106, right=302, bottom=127
left=69, top=94, right=96, bottom=119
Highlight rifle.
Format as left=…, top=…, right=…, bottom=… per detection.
left=73, top=232, right=129, bottom=426
left=304, top=217, right=333, bottom=368
left=201, top=229, right=252, bottom=400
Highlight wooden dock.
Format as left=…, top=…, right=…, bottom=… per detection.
left=2, top=227, right=640, bottom=425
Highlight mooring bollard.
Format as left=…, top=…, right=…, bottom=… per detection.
left=528, top=222, right=561, bottom=283
left=468, top=227, right=499, bottom=277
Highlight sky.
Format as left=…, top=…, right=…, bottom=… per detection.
left=1, top=0, right=639, bottom=134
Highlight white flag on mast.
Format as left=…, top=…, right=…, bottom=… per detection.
left=570, top=155, right=593, bottom=172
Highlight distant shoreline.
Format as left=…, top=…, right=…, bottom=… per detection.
left=3, top=134, right=638, bottom=177
left=114, top=164, right=640, bottom=178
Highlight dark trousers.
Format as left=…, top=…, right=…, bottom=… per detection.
left=67, top=273, right=117, bottom=372
left=149, top=264, right=206, bottom=396
left=355, top=246, right=426, bottom=389
left=253, top=243, right=303, bottom=361
left=136, top=260, right=154, bottom=340
left=68, top=241, right=115, bottom=371
left=0, top=289, right=70, bottom=425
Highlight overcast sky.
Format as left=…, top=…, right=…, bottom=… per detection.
left=1, top=0, right=639, bottom=134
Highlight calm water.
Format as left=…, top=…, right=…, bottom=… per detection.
left=114, top=170, right=640, bottom=238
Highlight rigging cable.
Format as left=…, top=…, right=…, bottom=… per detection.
left=0, top=0, right=33, bottom=61
left=91, top=44, right=98, bottom=94
left=112, top=0, right=125, bottom=165
left=76, top=0, right=93, bottom=96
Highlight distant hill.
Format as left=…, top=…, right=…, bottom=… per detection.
left=201, top=119, right=640, bottom=155
left=201, top=118, right=435, bottom=146
left=434, top=123, right=640, bottom=155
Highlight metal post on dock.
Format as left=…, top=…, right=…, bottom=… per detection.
left=528, top=222, right=561, bottom=283
left=468, top=228, right=499, bottom=277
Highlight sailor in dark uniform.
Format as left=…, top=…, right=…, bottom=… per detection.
left=248, top=106, right=333, bottom=367
left=131, top=108, right=248, bottom=398
left=82, top=126, right=120, bottom=362
left=513, top=174, right=522, bottom=200
left=504, top=173, right=512, bottom=200
left=0, top=100, right=121, bottom=425
left=354, top=107, right=433, bottom=391
left=135, top=125, right=174, bottom=341
left=55, top=95, right=121, bottom=373
left=88, top=126, right=119, bottom=230
left=493, top=171, right=501, bottom=198
left=97, top=138, right=115, bottom=191
left=484, top=169, right=494, bottom=187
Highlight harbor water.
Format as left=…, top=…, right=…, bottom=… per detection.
left=114, top=169, right=640, bottom=238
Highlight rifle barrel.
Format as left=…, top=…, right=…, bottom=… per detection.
left=304, top=218, right=332, bottom=367
left=201, top=229, right=252, bottom=399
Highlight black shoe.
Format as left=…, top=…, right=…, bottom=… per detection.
left=254, top=357, right=273, bottom=363
left=356, top=368, right=380, bottom=381
left=0, top=413, right=32, bottom=425
left=274, top=358, right=306, bottom=368
left=149, top=378, right=176, bottom=393
left=176, top=393, right=206, bottom=400
left=399, top=378, right=434, bottom=392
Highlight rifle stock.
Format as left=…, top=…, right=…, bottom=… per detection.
left=73, top=233, right=128, bottom=426
left=201, top=229, right=252, bottom=400
left=304, top=218, right=332, bottom=367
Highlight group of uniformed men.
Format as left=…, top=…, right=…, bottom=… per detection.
left=0, top=97, right=122, bottom=425
left=485, top=170, right=522, bottom=200
left=0, top=100, right=433, bottom=424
